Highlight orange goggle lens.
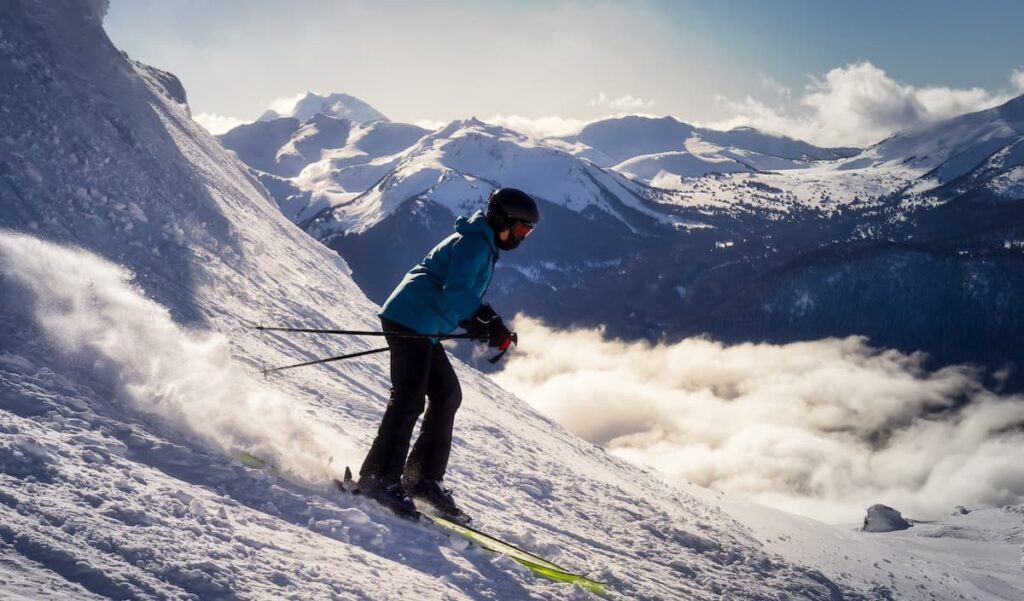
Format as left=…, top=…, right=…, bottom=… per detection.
left=512, top=222, right=535, bottom=239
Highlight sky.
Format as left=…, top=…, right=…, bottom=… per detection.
left=104, top=1, right=1024, bottom=146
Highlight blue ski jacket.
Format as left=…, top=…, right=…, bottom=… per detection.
left=379, top=211, right=498, bottom=335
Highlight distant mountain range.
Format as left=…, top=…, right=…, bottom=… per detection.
left=218, top=92, right=1024, bottom=388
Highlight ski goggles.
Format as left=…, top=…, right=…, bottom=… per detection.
left=511, top=221, right=535, bottom=240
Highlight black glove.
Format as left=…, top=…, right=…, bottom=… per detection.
left=459, top=305, right=491, bottom=341
left=486, top=317, right=513, bottom=350
left=460, top=304, right=511, bottom=348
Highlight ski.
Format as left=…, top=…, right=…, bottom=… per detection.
left=235, top=455, right=608, bottom=596
left=336, top=467, right=607, bottom=595
left=424, top=513, right=606, bottom=595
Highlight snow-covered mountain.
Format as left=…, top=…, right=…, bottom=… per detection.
left=692, top=93, right=1024, bottom=213
left=550, top=115, right=858, bottom=185
left=873, top=94, right=1024, bottom=206
left=309, top=117, right=675, bottom=234
left=854, top=94, right=1024, bottom=176
left=219, top=116, right=431, bottom=221
left=565, top=116, right=856, bottom=166
left=13, top=1, right=1023, bottom=599
left=257, top=91, right=388, bottom=124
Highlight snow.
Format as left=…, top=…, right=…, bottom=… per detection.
left=725, top=496, right=1024, bottom=601
left=2, top=1, right=1023, bottom=599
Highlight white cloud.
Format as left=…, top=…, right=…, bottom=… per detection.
left=267, top=92, right=309, bottom=116
left=192, top=112, right=248, bottom=135
left=711, top=62, right=1021, bottom=148
left=1012, top=67, right=1024, bottom=92
left=413, top=119, right=447, bottom=131
left=758, top=74, right=791, bottom=100
left=484, top=114, right=593, bottom=138
left=494, top=317, right=1024, bottom=523
left=588, top=91, right=656, bottom=111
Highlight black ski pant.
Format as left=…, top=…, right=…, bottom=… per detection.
left=359, top=317, right=462, bottom=484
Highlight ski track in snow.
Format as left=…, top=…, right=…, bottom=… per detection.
left=0, top=1, right=1022, bottom=599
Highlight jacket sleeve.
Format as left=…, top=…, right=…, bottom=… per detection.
left=434, top=235, right=488, bottom=328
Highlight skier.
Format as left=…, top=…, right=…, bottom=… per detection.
left=357, top=187, right=539, bottom=520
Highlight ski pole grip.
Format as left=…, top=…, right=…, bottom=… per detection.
left=487, top=332, right=517, bottom=364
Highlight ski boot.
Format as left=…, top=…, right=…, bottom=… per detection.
left=405, top=478, right=471, bottom=524
left=356, top=474, right=420, bottom=520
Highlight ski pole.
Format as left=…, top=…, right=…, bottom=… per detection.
left=261, top=346, right=390, bottom=377
left=255, top=324, right=479, bottom=341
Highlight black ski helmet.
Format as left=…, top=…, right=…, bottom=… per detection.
left=485, top=188, right=539, bottom=250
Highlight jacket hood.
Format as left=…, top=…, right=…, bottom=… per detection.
left=455, top=210, right=498, bottom=253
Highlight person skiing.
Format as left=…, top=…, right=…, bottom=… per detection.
left=357, top=187, right=539, bottom=521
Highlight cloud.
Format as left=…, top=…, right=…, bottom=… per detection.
left=192, top=112, right=248, bottom=135
left=484, top=114, right=593, bottom=138
left=1012, top=67, right=1024, bottom=92
left=758, top=74, right=791, bottom=100
left=494, top=317, right=1024, bottom=523
left=267, top=92, right=309, bottom=116
left=413, top=119, right=447, bottom=131
left=588, top=92, right=656, bottom=111
left=711, top=62, right=1022, bottom=147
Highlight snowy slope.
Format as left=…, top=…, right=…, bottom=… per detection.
left=290, top=121, right=432, bottom=205
left=271, top=113, right=354, bottom=177
left=855, top=94, right=1024, bottom=178
left=562, top=115, right=698, bottom=166
left=219, top=114, right=354, bottom=179
left=612, top=136, right=809, bottom=185
left=724, top=497, right=1024, bottom=601
left=258, top=91, right=388, bottom=124
left=0, top=2, right=966, bottom=600
left=217, top=116, right=304, bottom=176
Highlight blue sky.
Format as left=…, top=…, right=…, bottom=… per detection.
left=105, top=0, right=1024, bottom=145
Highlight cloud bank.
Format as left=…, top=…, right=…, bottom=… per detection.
left=494, top=317, right=1024, bottom=523
left=711, top=62, right=1024, bottom=147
